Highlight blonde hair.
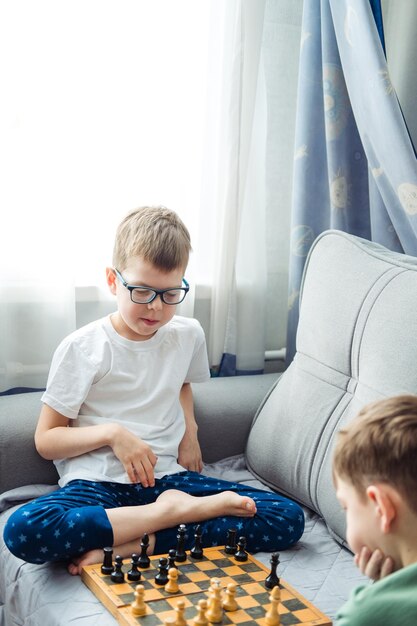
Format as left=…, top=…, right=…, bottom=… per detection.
left=333, top=395, right=417, bottom=514
left=113, top=206, right=191, bottom=272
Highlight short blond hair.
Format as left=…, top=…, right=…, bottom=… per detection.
left=333, top=395, right=417, bottom=514
left=113, top=206, right=191, bottom=272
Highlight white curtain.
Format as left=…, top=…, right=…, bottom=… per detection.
left=198, top=0, right=303, bottom=374
left=197, top=0, right=268, bottom=375
left=0, top=0, right=211, bottom=391
left=0, top=0, right=304, bottom=390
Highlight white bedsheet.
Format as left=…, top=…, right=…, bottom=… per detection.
left=0, top=455, right=367, bottom=625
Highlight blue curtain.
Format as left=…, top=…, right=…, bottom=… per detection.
left=286, top=0, right=417, bottom=363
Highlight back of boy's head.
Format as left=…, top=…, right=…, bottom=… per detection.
left=333, top=395, right=417, bottom=514
left=113, top=206, right=192, bottom=272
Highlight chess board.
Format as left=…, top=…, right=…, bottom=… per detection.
left=81, top=546, right=332, bottom=626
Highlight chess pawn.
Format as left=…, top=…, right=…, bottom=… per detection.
left=155, top=557, right=169, bottom=585
left=265, top=585, right=281, bottom=626
left=175, top=599, right=187, bottom=626
left=222, top=582, right=238, bottom=611
left=206, top=578, right=223, bottom=623
left=165, top=567, right=180, bottom=594
left=234, top=536, right=248, bottom=562
left=131, top=584, right=147, bottom=616
left=127, top=553, right=142, bottom=582
left=193, top=598, right=209, bottom=625
left=168, top=548, right=178, bottom=570
left=111, top=554, right=125, bottom=583
left=164, top=618, right=176, bottom=626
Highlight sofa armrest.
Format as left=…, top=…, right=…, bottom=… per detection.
left=0, top=391, right=59, bottom=494
left=193, top=373, right=279, bottom=463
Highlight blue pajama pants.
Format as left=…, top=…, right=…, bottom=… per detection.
left=3, top=471, right=304, bottom=564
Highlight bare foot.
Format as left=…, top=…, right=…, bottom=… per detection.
left=67, top=488, right=257, bottom=576
left=67, top=548, right=103, bottom=575
left=156, top=489, right=257, bottom=519
left=67, top=535, right=157, bottom=576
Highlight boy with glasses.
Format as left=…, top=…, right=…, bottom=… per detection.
left=4, top=206, right=304, bottom=575
left=333, top=395, right=417, bottom=625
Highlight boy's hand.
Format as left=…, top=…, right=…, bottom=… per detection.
left=178, top=429, right=203, bottom=473
left=354, top=546, right=395, bottom=581
left=111, top=424, right=157, bottom=487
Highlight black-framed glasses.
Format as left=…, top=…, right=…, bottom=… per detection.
left=114, top=269, right=189, bottom=305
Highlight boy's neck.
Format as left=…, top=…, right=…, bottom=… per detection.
left=390, top=510, right=417, bottom=569
left=399, top=526, right=417, bottom=568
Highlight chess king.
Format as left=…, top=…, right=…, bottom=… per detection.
left=3, top=206, right=304, bottom=574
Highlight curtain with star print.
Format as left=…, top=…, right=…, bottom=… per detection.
left=286, top=0, right=417, bottom=363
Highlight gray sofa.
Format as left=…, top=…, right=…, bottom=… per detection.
left=2, top=229, right=417, bottom=625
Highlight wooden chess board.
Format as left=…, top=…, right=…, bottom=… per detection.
left=81, top=546, right=332, bottom=625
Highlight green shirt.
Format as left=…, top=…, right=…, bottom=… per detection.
left=336, top=562, right=417, bottom=626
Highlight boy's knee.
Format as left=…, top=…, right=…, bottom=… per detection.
left=273, top=501, right=305, bottom=551
left=287, top=500, right=305, bottom=543
left=3, top=507, right=43, bottom=563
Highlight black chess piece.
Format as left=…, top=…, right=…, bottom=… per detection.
left=154, top=557, right=169, bottom=585
left=174, top=524, right=187, bottom=562
left=234, top=536, right=248, bottom=562
left=225, top=528, right=237, bottom=555
left=265, top=552, right=280, bottom=589
left=190, top=524, right=204, bottom=560
left=127, top=553, right=142, bottom=582
left=138, top=532, right=151, bottom=568
left=168, top=548, right=178, bottom=570
left=111, top=554, right=125, bottom=583
left=101, top=546, right=114, bottom=575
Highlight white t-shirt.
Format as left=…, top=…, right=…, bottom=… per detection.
left=41, top=315, right=210, bottom=487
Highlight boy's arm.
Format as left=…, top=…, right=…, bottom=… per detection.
left=35, top=403, right=157, bottom=486
left=178, top=382, right=203, bottom=473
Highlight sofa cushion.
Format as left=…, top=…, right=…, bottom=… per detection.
left=245, top=229, right=417, bottom=545
left=0, top=391, right=59, bottom=493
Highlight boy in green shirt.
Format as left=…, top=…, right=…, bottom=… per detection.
left=333, top=395, right=417, bottom=625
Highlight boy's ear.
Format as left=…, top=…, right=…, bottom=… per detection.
left=366, top=485, right=396, bottom=534
left=106, top=268, right=117, bottom=295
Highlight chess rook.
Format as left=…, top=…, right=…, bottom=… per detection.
left=101, top=546, right=113, bottom=575
left=224, top=528, right=237, bottom=555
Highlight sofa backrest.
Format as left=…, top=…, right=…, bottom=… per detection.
left=245, top=229, right=417, bottom=546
